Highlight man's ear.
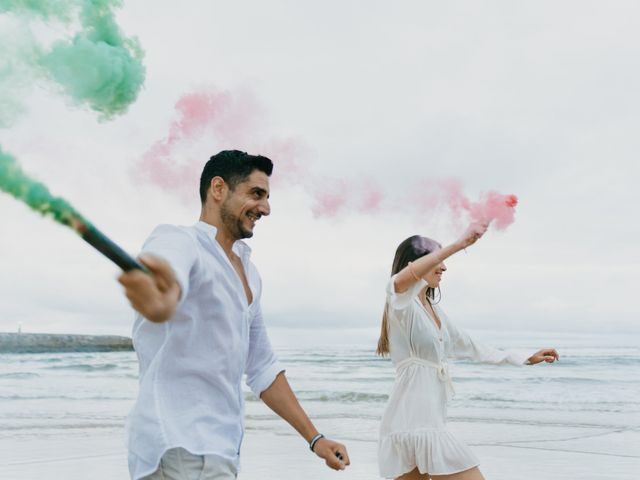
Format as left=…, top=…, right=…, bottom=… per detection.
left=209, top=176, right=227, bottom=201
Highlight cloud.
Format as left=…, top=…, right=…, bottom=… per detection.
left=1, top=1, right=639, bottom=336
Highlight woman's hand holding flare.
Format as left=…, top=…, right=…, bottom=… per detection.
left=456, top=221, right=489, bottom=249
left=527, top=348, right=560, bottom=365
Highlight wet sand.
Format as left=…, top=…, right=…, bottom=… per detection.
left=1, top=424, right=637, bottom=479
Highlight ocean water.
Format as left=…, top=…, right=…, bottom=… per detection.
left=0, top=328, right=638, bottom=478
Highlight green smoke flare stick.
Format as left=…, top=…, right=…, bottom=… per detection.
left=0, top=147, right=146, bottom=272
left=70, top=217, right=148, bottom=272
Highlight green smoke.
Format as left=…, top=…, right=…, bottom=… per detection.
left=0, top=0, right=143, bottom=233
left=0, top=0, right=75, bottom=21
left=43, top=0, right=145, bottom=118
left=0, top=24, right=40, bottom=127
left=0, top=147, right=88, bottom=228
left=0, top=0, right=145, bottom=119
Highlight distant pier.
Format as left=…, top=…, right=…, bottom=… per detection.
left=0, top=333, right=133, bottom=353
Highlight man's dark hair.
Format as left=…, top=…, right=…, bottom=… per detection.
left=199, top=150, right=273, bottom=204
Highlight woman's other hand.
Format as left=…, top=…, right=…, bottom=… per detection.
left=526, top=348, right=560, bottom=365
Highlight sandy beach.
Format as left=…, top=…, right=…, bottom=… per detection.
left=1, top=425, right=637, bottom=480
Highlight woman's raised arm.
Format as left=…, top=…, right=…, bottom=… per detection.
left=393, top=222, right=489, bottom=294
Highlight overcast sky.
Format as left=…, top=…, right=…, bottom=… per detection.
left=1, top=1, right=639, bottom=337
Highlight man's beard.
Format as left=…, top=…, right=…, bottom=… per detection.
left=220, top=201, right=253, bottom=239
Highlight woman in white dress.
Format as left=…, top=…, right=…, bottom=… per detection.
left=377, top=223, right=559, bottom=480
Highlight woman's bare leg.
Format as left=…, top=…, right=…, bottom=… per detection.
left=396, top=467, right=431, bottom=480
left=430, top=467, right=485, bottom=480
left=395, top=465, right=484, bottom=480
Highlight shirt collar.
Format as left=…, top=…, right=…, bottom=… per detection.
left=194, top=221, right=252, bottom=258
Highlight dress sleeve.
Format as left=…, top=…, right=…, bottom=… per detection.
left=446, top=318, right=530, bottom=366
left=140, top=224, right=197, bottom=307
left=245, top=302, right=285, bottom=396
left=386, top=274, right=427, bottom=310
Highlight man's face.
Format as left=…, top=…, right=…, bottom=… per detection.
left=220, top=170, right=271, bottom=240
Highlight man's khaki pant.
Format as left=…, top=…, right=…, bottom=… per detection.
left=142, top=447, right=238, bottom=480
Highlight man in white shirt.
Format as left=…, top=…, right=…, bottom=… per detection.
left=118, top=150, right=350, bottom=479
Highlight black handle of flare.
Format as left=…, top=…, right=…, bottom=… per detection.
left=81, top=225, right=147, bottom=272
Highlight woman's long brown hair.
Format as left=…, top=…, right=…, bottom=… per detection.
left=376, top=235, right=440, bottom=356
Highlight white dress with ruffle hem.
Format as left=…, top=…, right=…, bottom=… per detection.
left=378, top=275, right=529, bottom=478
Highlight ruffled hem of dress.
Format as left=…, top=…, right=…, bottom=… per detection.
left=378, top=428, right=479, bottom=478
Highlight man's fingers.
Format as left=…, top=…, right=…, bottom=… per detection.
left=118, top=270, right=149, bottom=288
left=331, top=447, right=348, bottom=468
left=120, top=273, right=155, bottom=295
left=123, top=292, right=146, bottom=314
left=324, top=454, right=345, bottom=471
left=139, top=255, right=176, bottom=292
left=319, top=442, right=348, bottom=470
left=119, top=270, right=160, bottom=311
left=140, top=255, right=174, bottom=279
left=122, top=286, right=153, bottom=309
left=117, top=255, right=178, bottom=322
left=337, top=447, right=350, bottom=466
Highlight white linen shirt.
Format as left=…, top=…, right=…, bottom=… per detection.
left=126, top=222, right=284, bottom=480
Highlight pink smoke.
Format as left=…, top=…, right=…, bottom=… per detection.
left=135, top=89, right=268, bottom=201
left=467, top=191, right=518, bottom=229
left=136, top=87, right=517, bottom=231
left=135, top=87, right=385, bottom=214
left=311, top=178, right=349, bottom=218
left=411, top=178, right=518, bottom=231
left=310, top=176, right=385, bottom=218
left=357, top=178, right=384, bottom=214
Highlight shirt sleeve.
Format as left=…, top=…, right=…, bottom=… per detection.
left=386, top=273, right=428, bottom=311
left=245, top=303, right=285, bottom=396
left=140, top=224, right=197, bottom=307
left=446, top=319, right=530, bottom=366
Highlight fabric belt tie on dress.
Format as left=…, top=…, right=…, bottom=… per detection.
left=395, top=356, right=456, bottom=399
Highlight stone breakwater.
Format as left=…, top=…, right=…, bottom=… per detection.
left=0, top=333, right=133, bottom=353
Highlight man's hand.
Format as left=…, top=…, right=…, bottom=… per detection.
left=312, top=437, right=350, bottom=471
left=527, top=348, right=560, bottom=365
left=118, top=255, right=181, bottom=323
left=259, top=373, right=351, bottom=472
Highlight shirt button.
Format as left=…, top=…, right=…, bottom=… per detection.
left=439, top=338, right=443, bottom=342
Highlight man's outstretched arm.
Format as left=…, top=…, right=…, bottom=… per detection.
left=260, top=372, right=350, bottom=471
